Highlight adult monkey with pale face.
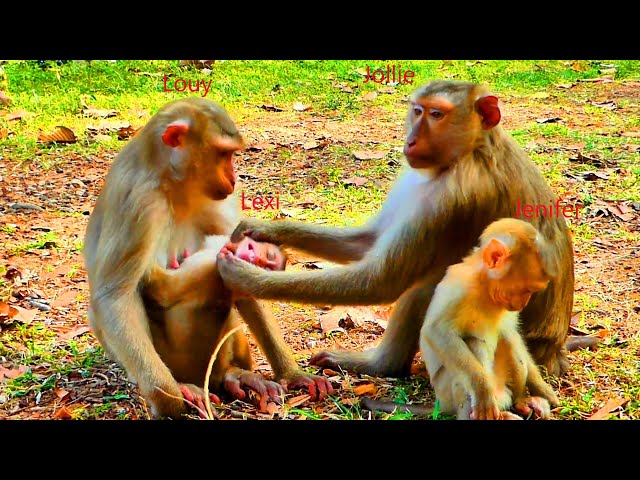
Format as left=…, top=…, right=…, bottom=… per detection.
left=84, top=98, right=331, bottom=419
left=217, top=80, right=575, bottom=378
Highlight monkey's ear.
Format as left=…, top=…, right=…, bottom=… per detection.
left=482, top=238, right=510, bottom=270
left=476, top=95, right=501, bottom=130
left=162, top=121, right=190, bottom=148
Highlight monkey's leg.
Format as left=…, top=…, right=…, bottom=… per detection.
left=232, top=218, right=376, bottom=264
left=311, top=279, right=435, bottom=377
left=234, top=298, right=334, bottom=400
left=520, top=280, right=571, bottom=376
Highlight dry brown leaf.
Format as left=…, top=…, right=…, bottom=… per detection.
left=343, top=177, right=368, bottom=187
left=82, top=108, right=118, bottom=118
left=536, top=117, right=562, bottom=124
left=303, top=141, right=320, bottom=150
left=353, top=383, right=377, bottom=396
left=587, top=397, right=628, bottom=420
left=591, top=100, right=617, bottom=111
left=621, top=131, right=640, bottom=138
left=52, top=290, right=78, bottom=308
left=4, top=266, right=21, bottom=281
left=570, top=311, right=582, bottom=326
left=322, top=369, right=340, bottom=376
left=353, top=150, right=386, bottom=161
left=11, top=305, right=37, bottom=324
left=54, top=406, right=74, bottom=420
left=319, top=309, right=348, bottom=335
left=293, top=102, right=311, bottom=112
left=286, top=394, right=311, bottom=408
left=0, top=90, right=11, bottom=106
left=556, top=83, right=576, bottom=89
left=258, top=104, right=283, bottom=112
left=58, top=326, right=91, bottom=341
left=571, top=62, right=588, bottom=72
left=117, top=125, right=141, bottom=140
left=38, top=126, right=77, bottom=144
left=599, top=68, right=617, bottom=75
left=361, top=91, right=378, bottom=101
left=54, top=387, right=72, bottom=402
left=624, top=144, right=640, bottom=152
left=529, top=91, right=550, bottom=99
left=563, top=142, right=586, bottom=150
left=0, top=127, right=7, bottom=139
left=581, top=171, right=609, bottom=181
left=377, top=86, right=396, bottom=94
left=577, top=76, right=614, bottom=83
left=247, top=142, right=276, bottom=151
left=354, top=68, right=368, bottom=77
left=90, top=134, right=112, bottom=142
left=6, top=110, right=32, bottom=121
left=0, top=301, right=19, bottom=323
left=0, top=364, right=29, bottom=381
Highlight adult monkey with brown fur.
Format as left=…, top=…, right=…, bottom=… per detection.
left=218, top=80, right=574, bottom=378
left=84, top=98, right=331, bottom=419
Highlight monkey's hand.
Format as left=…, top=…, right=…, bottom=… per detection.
left=230, top=217, right=276, bottom=244
left=217, top=249, right=263, bottom=296
left=278, top=369, right=335, bottom=401
left=513, top=396, right=552, bottom=420
left=179, top=383, right=221, bottom=419
left=224, top=368, right=284, bottom=412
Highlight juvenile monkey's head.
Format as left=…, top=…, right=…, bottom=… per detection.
left=478, top=218, right=553, bottom=312
left=155, top=98, right=244, bottom=201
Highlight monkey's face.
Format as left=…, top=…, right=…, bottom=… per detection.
left=404, top=87, right=501, bottom=170
left=496, top=258, right=550, bottom=312
left=193, top=138, right=242, bottom=201
left=234, top=237, right=286, bottom=271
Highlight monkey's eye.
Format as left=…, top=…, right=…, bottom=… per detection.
left=413, top=105, right=424, bottom=116
left=430, top=110, right=444, bottom=119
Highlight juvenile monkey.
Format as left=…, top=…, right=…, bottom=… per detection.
left=218, top=80, right=574, bottom=378
left=84, top=98, right=331, bottom=419
left=420, top=218, right=559, bottom=420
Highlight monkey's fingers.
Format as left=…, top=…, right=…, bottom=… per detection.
left=169, top=256, right=180, bottom=270
left=280, top=373, right=335, bottom=401
left=222, top=242, right=238, bottom=254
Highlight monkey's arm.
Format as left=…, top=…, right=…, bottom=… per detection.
left=86, top=200, right=185, bottom=417
left=231, top=217, right=377, bottom=264
left=144, top=255, right=223, bottom=308
left=220, top=216, right=430, bottom=305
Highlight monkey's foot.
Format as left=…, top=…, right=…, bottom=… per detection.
left=513, top=396, right=551, bottom=420
left=224, top=369, right=284, bottom=412
left=470, top=401, right=501, bottom=420
left=278, top=370, right=334, bottom=401
left=310, top=349, right=408, bottom=377
left=179, top=383, right=220, bottom=419
left=148, top=383, right=189, bottom=419
left=499, top=411, right=524, bottom=420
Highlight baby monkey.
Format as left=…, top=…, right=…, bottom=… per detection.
left=143, top=235, right=288, bottom=414
left=420, top=218, right=559, bottom=420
